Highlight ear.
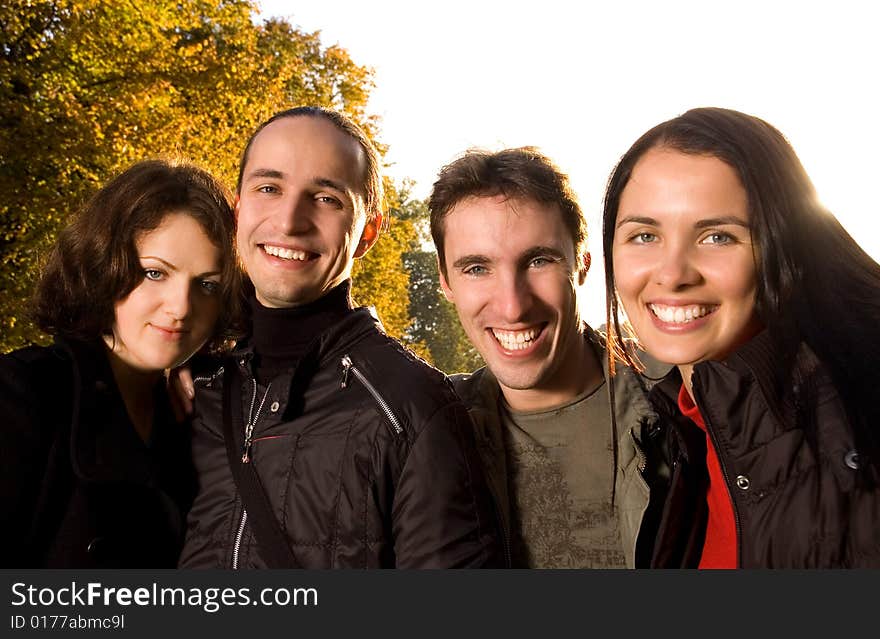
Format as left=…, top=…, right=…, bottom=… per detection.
left=577, top=251, right=591, bottom=286
left=353, top=213, right=382, bottom=258
left=437, top=254, right=454, bottom=303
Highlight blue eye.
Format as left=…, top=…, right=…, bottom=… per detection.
left=144, top=269, right=163, bottom=281
left=529, top=257, right=553, bottom=268
left=632, top=232, right=657, bottom=244
left=200, top=280, right=221, bottom=295
left=316, top=195, right=342, bottom=207
left=463, top=265, right=487, bottom=276
left=702, top=232, right=734, bottom=245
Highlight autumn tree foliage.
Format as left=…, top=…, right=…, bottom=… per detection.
left=0, top=0, right=416, bottom=352
left=399, top=200, right=484, bottom=373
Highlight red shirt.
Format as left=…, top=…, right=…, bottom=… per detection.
left=677, top=385, right=738, bottom=569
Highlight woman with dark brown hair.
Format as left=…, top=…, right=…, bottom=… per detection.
left=603, top=107, right=880, bottom=568
left=0, top=158, right=240, bottom=567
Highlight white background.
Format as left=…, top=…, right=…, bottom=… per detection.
left=257, top=0, right=880, bottom=326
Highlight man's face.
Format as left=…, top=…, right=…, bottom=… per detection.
left=439, top=195, right=589, bottom=408
left=236, top=116, right=379, bottom=307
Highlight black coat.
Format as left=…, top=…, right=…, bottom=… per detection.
left=179, top=308, right=501, bottom=568
left=649, top=330, right=880, bottom=568
left=0, top=338, right=195, bottom=568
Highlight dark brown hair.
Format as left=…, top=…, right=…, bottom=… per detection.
left=428, top=147, right=586, bottom=276
left=602, top=106, right=880, bottom=476
left=32, top=158, right=242, bottom=351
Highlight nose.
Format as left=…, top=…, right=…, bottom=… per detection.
left=277, top=192, right=314, bottom=236
left=164, top=281, right=193, bottom=322
left=494, top=270, right=534, bottom=324
left=654, top=242, right=701, bottom=289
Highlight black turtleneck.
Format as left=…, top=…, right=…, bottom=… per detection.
left=250, top=280, right=354, bottom=384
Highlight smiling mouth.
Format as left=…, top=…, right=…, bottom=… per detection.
left=490, top=325, right=545, bottom=351
left=261, top=244, right=317, bottom=261
left=649, top=303, right=718, bottom=324
left=152, top=325, right=188, bottom=337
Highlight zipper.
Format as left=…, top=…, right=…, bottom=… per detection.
left=232, top=509, right=248, bottom=569
left=628, top=428, right=652, bottom=566
left=192, top=366, right=224, bottom=387
left=692, top=372, right=743, bottom=568
left=242, top=378, right=272, bottom=463
left=631, top=429, right=648, bottom=474
left=231, top=375, right=271, bottom=568
left=340, top=355, right=403, bottom=436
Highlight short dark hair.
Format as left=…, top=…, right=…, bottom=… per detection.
left=236, top=106, right=384, bottom=224
left=428, top=147, right=587, bottom=276
left=32, top=158, right=242, bottom=351
left=602, top=106, right=880, bottom=477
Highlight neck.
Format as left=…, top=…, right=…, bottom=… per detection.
left=250, top=279, right=354, bottom=381
left=678, top=364, right=695, bottom=400
left=500, top=335, right=603, bottom=412
left=103, top=345, right=162, bottom=442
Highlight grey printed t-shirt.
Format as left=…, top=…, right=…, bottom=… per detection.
left=502, top=382, right=626, bottom=568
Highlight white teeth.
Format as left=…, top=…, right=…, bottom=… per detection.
left=649, top=304, right=714, bottom=324
left=491, top=327, right=539, bottom=351
left=263, top=245, right=309, bottom=261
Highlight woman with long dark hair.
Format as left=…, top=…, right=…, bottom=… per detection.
left=0, top=159, right=241, bottom=567
left=603, top=107, right=880, bottom=568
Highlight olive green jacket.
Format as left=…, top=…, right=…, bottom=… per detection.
left=450, top=326, right=669, bottom=568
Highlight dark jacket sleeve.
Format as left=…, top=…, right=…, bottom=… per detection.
left=391, top=401, right=502, bottom=568
left=0, top=350, right=67, bottom=567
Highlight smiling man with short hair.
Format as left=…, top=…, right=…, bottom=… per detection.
left=178, top=107, right=500, bottom=569
left=429, top=147, right=668, bottom=568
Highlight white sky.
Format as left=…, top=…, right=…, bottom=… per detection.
left=256, top=0, right=880, bottom=326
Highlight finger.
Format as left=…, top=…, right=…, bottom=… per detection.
left=168, top=367, right=194, bottom=416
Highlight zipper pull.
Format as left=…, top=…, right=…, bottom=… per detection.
left=341, top=355, right=352, bottom=389
left=242, top=425, right=254, bottom=463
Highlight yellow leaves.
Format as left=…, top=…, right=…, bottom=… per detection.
left=0, top=0, right=392, bottom=352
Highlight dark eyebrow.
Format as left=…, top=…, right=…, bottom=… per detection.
left=141, top=256, right=178, bottom=271
left=616, top=215, right=750, bottom=229
left=616, top=215, right=656, bottom=228
left=451, top=255, right=490, bottom=270
left=694, top=216, right=750, bottom=229
left=245, top=168, right=284, bottom=181
left=520, top=246, right=566, bottom=264
left=314, top=177, right=348, bottom=194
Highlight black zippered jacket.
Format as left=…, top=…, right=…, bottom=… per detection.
left=178, top=308, right=501, bottom=568
left=0, top=339, right=194, bottom=568
left=648, top=330, right=880, bottom=568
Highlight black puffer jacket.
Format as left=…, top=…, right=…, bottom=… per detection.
left=0, top=338, right=195, bottom=568
left=649, top=330, right=880, bottom=568
left=178, top=308, right=500, bottom=568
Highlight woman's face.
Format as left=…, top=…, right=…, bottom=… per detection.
left=107, top=212, right=223, bottom=373
left=611, top=147, right=763, bottom=372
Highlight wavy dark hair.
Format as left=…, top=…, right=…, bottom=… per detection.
left=602, top=106, right=880, bottom=477
left=428, top=147, right=587, bottom=277
left=32, top=158, right=243, bottom=352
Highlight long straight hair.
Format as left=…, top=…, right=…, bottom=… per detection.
left=602, top=107, right=880, bottom=478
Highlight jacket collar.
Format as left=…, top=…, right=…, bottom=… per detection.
left=650, top=327, right=813, bottom=411
left=229, top=306, right=384, bottom=401
left=464, top=326, right=660, bottom=440
left=455, top=325, right=663, bottom=559
left=56, top=337, right=163, bottom=486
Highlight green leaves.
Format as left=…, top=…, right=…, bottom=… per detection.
left=1, top=1, right=477, bottom=372
left=0, top=0, right=378, bottom=351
